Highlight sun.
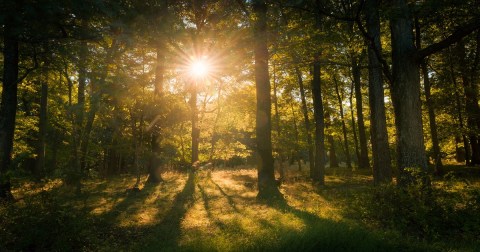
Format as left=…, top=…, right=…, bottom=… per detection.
left=190, top=58, right=209, bottom=78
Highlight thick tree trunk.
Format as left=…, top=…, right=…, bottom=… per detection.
left=295, top=66, right=315, bottom=173
left=334, top=77, right=352, bottom=170
left=311, top=58, right=326, bottom=184
left=365, top=0, right=392, bottom=184
left=252, top=0, right=282, bottom=199
left=389, top=0, right=428, bottom=183
left=352, top=58, right=370, bottom=169
left=0, top=12, right=19, bottom=200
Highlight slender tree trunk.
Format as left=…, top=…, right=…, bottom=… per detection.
left=311, top=57, right=326, bottom=184
left=389, top=0, right=428, bottom=183
left=415, top=18, right=443, bottom=174
left=448, top=49, right=471, bottom=165
left=209, top=85, right=223, bottom=162
left=272, top=65, right=285, bottom=181
left=252, top=0, right=282, bottom=199
left=456, top=39, right=480, bottom=165
left=334, top=77, right=352, bottom=170
left=324, top=111, right=339, bottom=168
left=35, top=71, right=48, bottom=179
left=289, top=103, right=303, bottom=171
left=327, top=136, right=339, bottom=168
left=0, top=10, right=19, bottom=200
left=77, top=41, right=116, bottom=193
left=190, top=85, right=199, bottom=165
left=365, top=0, right=392, bottom=184
left=352, top=57, right=370, bottom=169
left=421, top=61, right=444, bottom=172
left=349, top=82, right=361, bottom=165
left=147, top=44, right=166, bottom=184
left=295, top=66, right=315, bottom=173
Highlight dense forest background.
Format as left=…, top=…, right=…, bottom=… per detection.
left=1, top=0, right=480, bottom=251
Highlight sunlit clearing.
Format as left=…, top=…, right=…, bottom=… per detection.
left=190, top=58, right=209, bottom=78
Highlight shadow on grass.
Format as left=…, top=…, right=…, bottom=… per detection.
left=265, top=199, right=434, bottom=252
left=209, top=177, right=240, bottom=213
left=137, top=171, right=196, bottom=251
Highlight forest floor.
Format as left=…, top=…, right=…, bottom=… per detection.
left=1, top=165, right=479, bottom=251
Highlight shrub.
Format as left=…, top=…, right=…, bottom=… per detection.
left=356, top=169, right=480, bottom=240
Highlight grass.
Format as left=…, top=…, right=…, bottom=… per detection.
left=1, top=166, right=479, bottom=251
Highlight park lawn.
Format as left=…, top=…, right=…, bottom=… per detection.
left=1, top=166, right=479, bottom=251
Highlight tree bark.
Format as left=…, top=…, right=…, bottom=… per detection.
left=349, top=82, right=361, bottom=165
left=389, top=0, right=428, bottom=183
left=0, top=8, right=19, bottom=200
left=456, top=39, right=480, bottom=165
left=334, top=77, right=352, bottom=170
left=415, top=18, right=443, bottom=174
left=34, top=71, right=48, bottom=179
left=365, top=0, right=392, bottom=184
left=289, top=103, right=303, bottom=171
left=311, top=57, right=326, bottom=184
left=448, top=48, right=471, bottom=165
left=252, top=0, right=282, bottom=199
left=295, top=66, right=315, bottom=173
left=190, top=84, right=199, bottom=164
left=272, top=65, right=285, bottom=181
left=352, top=57, right=370, bottom=169
left=147, top=44, right=166, bottom=184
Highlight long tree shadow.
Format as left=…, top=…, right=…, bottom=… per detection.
left=138, top=171, right=196, bottom=250
left=270, top=200, right=435, bottom=252
left=209, top=177, right=240, bottom=213
left=97, top=181, right=160, bottom=222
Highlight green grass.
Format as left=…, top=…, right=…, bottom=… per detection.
left=1, top=166, right=479, bottom=251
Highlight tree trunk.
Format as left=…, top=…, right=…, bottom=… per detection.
left=365, top=0, right=392, bottom=184
left=295, top=66, right=315, bottom=173
left=34, top=72, right=48, bottom=179
left=456, top=38, right=480, bottom=165
left=190, top=85, right=199, bottom=164
left=290, top=102, right=303, bottom=171
left=147, top=44, right=166, bottom=184
left=0, top=10, right=19, bottom=200
left=273, top=65, right=285, bottom=181
left=421, top=61, right=444, bottom=173
left=334, top=77, right=352, bottom=170
left=352, top=57, right=370, bottom=169
left=389, top=0, right=428, bottom=183
left=327, top=136, right=339, bottom=168
left=415, top=18, right=443, bottom=174
left=448, top=48, right=471, bottom=165
left=311, top=57, right=326, bottom=184
left=252, top=0, right=282, bottom=199
left=349, top=82, right=361, bottom=165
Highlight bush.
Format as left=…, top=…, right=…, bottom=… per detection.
left=356, top=169, right=480, bottom=240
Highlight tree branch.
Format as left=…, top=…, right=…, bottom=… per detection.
left=354, top=0, right=393, bottom=84
left=416, top=17, right=480, bottom=60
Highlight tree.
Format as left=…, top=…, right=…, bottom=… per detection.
left=252, top=0, right=282, bottom=199
left=0, top=1, right=20, bottom=200
left=364, top=0, right=392, bottom=184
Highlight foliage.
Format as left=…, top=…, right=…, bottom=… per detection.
left=353, top=170, right=480, bottom=240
